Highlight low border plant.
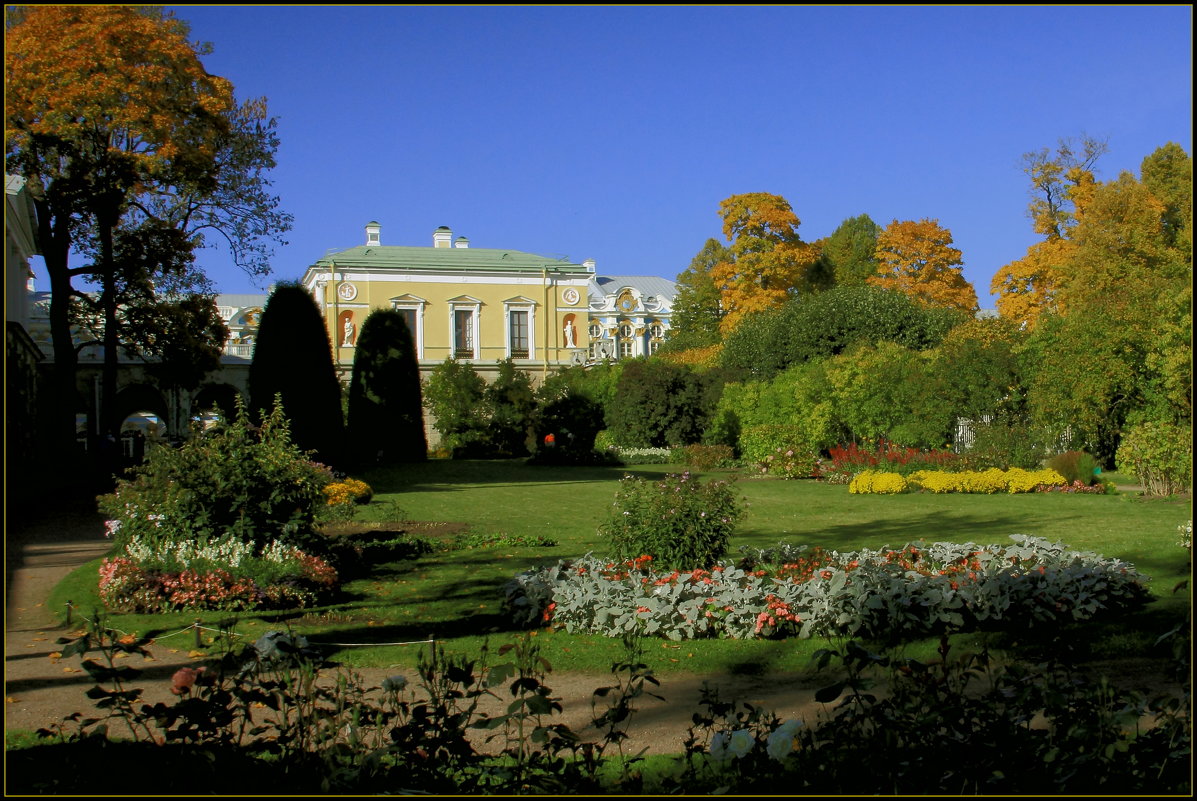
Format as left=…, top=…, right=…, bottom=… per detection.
left=503, top=535, right=1151, bottom=643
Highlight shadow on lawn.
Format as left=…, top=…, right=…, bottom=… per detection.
left=358, top=459, right=669, bottom=494
left=737, top=509, right=1084, bottom=550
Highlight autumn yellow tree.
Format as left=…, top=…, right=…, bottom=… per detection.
left=709, top=192, right=822, bottom=333
left=868, top=218, right=978, bottom=312
left=991, top=136, right=1105, bottom=327
left=990, top=237, right=1075, bottom=325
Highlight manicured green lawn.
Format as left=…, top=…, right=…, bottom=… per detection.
left=51, top=460, right=1191, bottom=677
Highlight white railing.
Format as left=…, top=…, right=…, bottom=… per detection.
left=223, top=343, right=254, bottom=358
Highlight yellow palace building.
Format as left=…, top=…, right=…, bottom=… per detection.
left=300, top=221, right=675, bottom=383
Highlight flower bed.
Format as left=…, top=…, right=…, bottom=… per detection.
left=503, top=535, right=1150, bottom=642
left=99, top=539, right=339, bottom=613
left=823, top=440, right=960, bottom=482
left=849, top=467, right=1069, bottom=494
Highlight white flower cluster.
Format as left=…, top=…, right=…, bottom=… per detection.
left=707, top=719, right=805, bottom=764
left=1179, top=520, right=1192, bottom=551
left=124, top=535, right=302, bottom=568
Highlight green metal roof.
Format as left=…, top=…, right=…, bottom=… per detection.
left=313, top=246, right=587, bottom=274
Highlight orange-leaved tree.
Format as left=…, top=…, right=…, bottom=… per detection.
left=6, top=6, right=285, bottom=450
left=990, top=136, right=1105, bottom=328
left=869, top=218, right=978, bottom=312
left=709, top=192, right=823, bottom=333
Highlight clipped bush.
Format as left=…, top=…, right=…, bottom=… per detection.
left=598, top=471, right=746, bottom=569
left=1116, top=420, right=1192, bottom=496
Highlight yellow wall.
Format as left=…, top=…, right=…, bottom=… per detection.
left=318, top=276, right=589, bottom=369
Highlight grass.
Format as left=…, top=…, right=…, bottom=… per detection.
left=48, top=460, right=1192, bottom=678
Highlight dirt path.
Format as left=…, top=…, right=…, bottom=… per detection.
left=3, top=497, right=828, bottom=754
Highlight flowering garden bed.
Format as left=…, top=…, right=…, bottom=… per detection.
left=504, top=535, right=1151, bottom=642
left=848, top=467, right=1078, bottom=494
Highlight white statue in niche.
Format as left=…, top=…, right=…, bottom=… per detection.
left=564, top=319, right=576, bottom=348
left=343, top=317, right=355, bottom=346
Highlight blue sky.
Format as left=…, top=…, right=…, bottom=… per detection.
left=41, top=5, right=1193, bottom=304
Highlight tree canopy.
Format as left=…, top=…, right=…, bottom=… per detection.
left=709, top=193, right=823, bottom=333
left=6, top=5, right=289, bottom=451
left=869, top=218, right=978, bottom=312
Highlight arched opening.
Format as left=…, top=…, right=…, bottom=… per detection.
left=192, top=383, right=242, bottom=429
left=113, top=384, right=169, bottom=465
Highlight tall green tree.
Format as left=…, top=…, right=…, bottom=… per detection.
left=423, top=358, right=487, bottom=456
left=347, top=309, right=427, bottom=465
left=664, top=238, right=731, bottom=351
left=484, top=359, right=537, bottom=457
left=822, top=214, right=882, bottom=286
left=248, top=282, right=344, bottom=466
left=1023, top=144, right=1192, bottom=464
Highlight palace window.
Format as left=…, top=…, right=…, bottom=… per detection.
left=509, top=310, right=529, bottom=358
left=453, top=309, right=475, bottom=358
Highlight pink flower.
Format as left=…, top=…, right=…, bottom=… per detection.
left=171, top=666, right=206, bottom=695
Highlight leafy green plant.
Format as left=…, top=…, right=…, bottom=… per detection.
left=679, top=444, right=735, bottom=472
left=97, top=395, right=332, bottom=556
left=598, top=471, right=746, bottom=569
left=1116, top=420, right=1193, bottom=496
left=738, top=425, right=820, bottom=478
left=1047, top=450, right=1101, bottom=485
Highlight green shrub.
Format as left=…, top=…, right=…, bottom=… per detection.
left=961, top=419, right=1061, bottom=469
left=422, top=357, right=488, bottom=456
left=604, top=359, right=720, bottom=447
left=738, top=425, right=820, bottom=478
left=97, top=396, right=332, bottom=556
left=1117, top=420, right=1193, bottom=496
left=346, top=308, right=427, bottom=464
left=1047, top=450, right=1100, bottom=486
left=681, top=444, right=735, bottom=471
left=598, top=471, right=746, bottom=569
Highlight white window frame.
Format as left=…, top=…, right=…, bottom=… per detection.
left=502, top=297, right=537, bottom=361
left=448, top=298, right=482, bottom=360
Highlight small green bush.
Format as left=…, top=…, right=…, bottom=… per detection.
left=1047, top=450, right=1100, bottom=486
left=961, top=420, right=1060, bottom=470
left=1116, top=420, right=1193, bottom=496
left=599, top=471, right=746, bottom=569
left=97, top=396, right=333, bottom=556
left=681, top=444, right=735, bottom=472
left=738, top=425, right=820, bottom=478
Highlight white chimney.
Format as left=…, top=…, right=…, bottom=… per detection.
left=454, top=236, right=470, bottom=249
left=365, top=220, right=381, bottom=246
left=432, top=226, right=452, bottom=248
left=583, top=258, right=596, bottom=272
